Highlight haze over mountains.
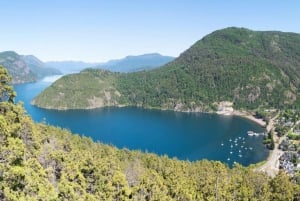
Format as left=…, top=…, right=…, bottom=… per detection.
left=45, top=53, right=174, bottom=74
left=0, top=51, right=174, bottom=83
left=0, top=51, right=61, bottom=84
left=97, top=53, right=174, bottom=72
left=33, top=27, right=300, bottom=111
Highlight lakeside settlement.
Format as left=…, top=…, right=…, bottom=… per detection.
left=217, top=101, right=300, bottom=180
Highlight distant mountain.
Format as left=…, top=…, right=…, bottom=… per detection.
left=0, top=51, right=61, bottom=84
left=0, top=51, right=36, bottom=83
left=98, top=53, right=175, bottom=72
left=22, top=55, right=61, bottom=79
left=45, top=61, right=99, bottom=74
left=33, top=27, right=300, bottom=111
left=45, top=53, right=174, bottom=74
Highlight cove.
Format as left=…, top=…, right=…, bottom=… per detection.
left=14, top=77, right=269, bottom=166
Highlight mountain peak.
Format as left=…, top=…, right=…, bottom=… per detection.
left=33, top=28, right=300, bottom=110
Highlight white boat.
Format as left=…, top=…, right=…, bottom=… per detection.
left=247, top=131, right=254, bottom=136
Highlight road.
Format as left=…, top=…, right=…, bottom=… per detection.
left=256, top=114, right=283, bottom=177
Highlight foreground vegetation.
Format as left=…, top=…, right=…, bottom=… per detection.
left=33, top=27, right=300, bottom=111
left=1, top=65, right=300, bottom=200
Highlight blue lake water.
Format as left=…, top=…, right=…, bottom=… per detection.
left=14, top=77, right=269, bottom=166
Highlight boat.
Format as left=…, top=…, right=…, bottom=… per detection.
left=247, top=131, right=260, bottom=136
left=247, top=131, right=254, bottom=136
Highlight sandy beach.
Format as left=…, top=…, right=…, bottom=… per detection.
left=232, top=110, right=266, bottom=127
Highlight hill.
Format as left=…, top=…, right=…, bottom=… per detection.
left=33, top=27, right=300, bottom=111
left=98, top=53, right=174, bottom=72
left=0, top=65, right=298, bottom=200
left=0, top=51, right=61, bottom=84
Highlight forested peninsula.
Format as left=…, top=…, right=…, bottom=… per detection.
left=33, top=27, right=300, bottom=111
left=1, top=65, right=299, bottom=200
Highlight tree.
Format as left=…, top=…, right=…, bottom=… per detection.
left=0, top=65, right=16, bottom=103
left=270, top=171, right=294, bottom=200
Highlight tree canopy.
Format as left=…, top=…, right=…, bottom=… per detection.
left=1, top=64, right=299, bottom=200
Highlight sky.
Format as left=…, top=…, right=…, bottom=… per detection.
left=1, top=0, right=299, bottom=62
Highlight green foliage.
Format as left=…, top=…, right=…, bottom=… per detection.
left=33, top=27, right=300, bottom=111
left=263, top=131, right=275, bottom=150
left=1, top=35, right=300, bottom=200
left=0, top=65, right=16, bottom=102
left=32, top=69, right=121, bottom=109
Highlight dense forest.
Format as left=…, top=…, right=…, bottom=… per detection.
left=1, top=65, right=300, bottom=200
left=33, top=27, right=300, bottom=111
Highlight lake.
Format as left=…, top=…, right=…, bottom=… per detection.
left=14, top=76, right=269, bottom=166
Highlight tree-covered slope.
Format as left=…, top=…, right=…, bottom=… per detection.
left=0, top=51, right=61, bottom=84
left=33, top=27, right=300, bottom=110
left=1, top=65, right=299, bottom=200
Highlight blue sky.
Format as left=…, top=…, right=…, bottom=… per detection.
left=1, top=0, right=299, bottom=62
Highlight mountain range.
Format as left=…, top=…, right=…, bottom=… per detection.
left=97, top=53, right=174, bottom=72
left=45, top=53, right=174, bottom=74
left=0, top=51, right=173, bottom=84
left=0, top=51, right=61, bottom=84
left=33, top=27, right=300, bottom=111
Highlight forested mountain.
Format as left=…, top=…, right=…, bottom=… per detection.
left=97, top=53, right=174, bottom=72
left=0, top=51, right=61, bottom=84
left=33, top=27, right=300, bottom=111
left=0, top=65, right=299, bottom=200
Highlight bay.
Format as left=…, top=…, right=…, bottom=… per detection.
left=14, top=76, right=269, bottom=166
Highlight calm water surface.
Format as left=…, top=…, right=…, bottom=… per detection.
left=14, top=77, right=269, bottom=166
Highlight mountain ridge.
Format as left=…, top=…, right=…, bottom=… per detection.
left=32, top=27, right=300, bottom=111
left=45, top=53, right=174, bottom=74
left=0, top=51, right=61, bottom=84
left=97, top=53, right=174, bottom=72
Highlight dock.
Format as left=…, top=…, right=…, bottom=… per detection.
left=247, top=131, right=266, bottom=136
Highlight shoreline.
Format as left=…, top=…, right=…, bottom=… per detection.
left=217, top=109, right=282, bottom=177
left=31, top=101, right=282, bottom=175
left=233, top=110, right=267, bottom=128
left=217, top=109, right=267, bottom=128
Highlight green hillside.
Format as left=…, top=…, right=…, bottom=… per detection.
left=33, top=27, right=300, bottom=110
left=1, top=65, right=299, bottom=200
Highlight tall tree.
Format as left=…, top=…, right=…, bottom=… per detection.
left=0, top=65, right=16, bottom=103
